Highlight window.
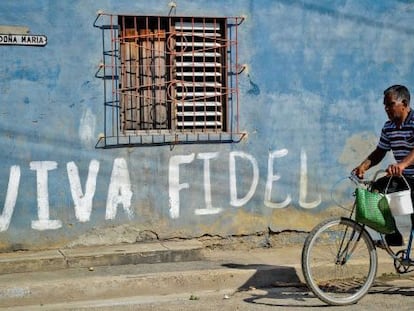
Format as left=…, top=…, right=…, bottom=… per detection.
left=94, top=13, right=244, bottom=148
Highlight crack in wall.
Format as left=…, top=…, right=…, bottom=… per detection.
left=157, top=228, right=309, bottom=250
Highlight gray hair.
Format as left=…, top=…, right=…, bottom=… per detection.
left=384, top=85, right=410, bottom=106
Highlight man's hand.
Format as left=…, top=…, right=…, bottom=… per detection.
left=353, top=166, right=366, bottom=179
left=386, top=163, right=406, bottom=176
left=353, top=161, right=371, bottom=179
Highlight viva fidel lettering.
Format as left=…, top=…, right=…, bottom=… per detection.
left=0, top=149, right=321, bottom=231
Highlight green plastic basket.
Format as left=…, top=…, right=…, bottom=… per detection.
left=355, top=188, right=395, bottom=234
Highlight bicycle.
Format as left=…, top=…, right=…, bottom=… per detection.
left=301, top=170, right=414, bottom=305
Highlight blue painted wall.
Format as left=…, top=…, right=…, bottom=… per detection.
left=0, top=0, right=412, bottom=251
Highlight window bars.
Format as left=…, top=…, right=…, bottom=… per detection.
left=94, top=13, right=245, bottom=148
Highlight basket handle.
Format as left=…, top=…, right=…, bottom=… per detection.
left=372, top=169, right=387, bottom=182
left=385, top=175, right=411, bottom=194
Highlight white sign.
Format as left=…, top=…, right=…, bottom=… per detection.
left=0, top=34, right=47, bottom=46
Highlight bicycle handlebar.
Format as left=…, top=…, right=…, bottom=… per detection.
left=349, top=171, right=369, bottom=186
left=349, top=169, right=387, bottom=187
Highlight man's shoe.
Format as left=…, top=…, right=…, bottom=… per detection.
left=385, top=231, right=404, bottom=246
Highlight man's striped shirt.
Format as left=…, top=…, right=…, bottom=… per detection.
left=378, top=109, right=414, bottom=176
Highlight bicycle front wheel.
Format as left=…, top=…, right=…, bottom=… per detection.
left=301, top=217, right=377, bottom=305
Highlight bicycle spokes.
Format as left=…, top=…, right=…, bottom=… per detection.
left=302, top=218, right=377, bottom=305
left=335, top=224, right=363, bottom=265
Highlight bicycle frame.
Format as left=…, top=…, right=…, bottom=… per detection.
left=403, top=229, right=414, bottom=263
left=301, top=170, right=414, bottom=306
left=350, top=170, right=414, bottom=272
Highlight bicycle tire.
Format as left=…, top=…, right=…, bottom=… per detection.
left=301, top=217, right=377, bottom=305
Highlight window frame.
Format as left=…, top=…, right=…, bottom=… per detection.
left=94, top=13, right=245, bottom=148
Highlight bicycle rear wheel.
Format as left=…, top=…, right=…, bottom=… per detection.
left=301, top=217, right=377, bottom=305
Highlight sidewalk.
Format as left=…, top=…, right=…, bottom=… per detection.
left=0, top=240, right=204, bottom=274
left=0, top=240, right=403, bottom=309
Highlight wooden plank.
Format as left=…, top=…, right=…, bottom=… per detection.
left=153, top=29, right=167, bottom=129
left=139, top=29, right=152, bottom=130
left=119, top=27, right=140, bottom=131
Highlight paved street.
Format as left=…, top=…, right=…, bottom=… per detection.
left=0, top=240, right=413, bottom=310
left=9, top=277, right=414, bottom=310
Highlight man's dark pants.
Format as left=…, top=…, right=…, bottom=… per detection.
left=372, top=176, right=414, bottom=246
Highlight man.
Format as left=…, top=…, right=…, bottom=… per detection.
left=353, top=84, right=414, bottom=246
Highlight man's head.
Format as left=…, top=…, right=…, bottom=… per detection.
left=383, top=85, right=411, bottom=124
left=384, top=85, right=410, bottom=106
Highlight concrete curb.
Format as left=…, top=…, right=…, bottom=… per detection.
left=0, top=240, right=203, bottom=274
left=0, top=260, right=304, bottom=308
left=0, top=267, right=294, bottom=308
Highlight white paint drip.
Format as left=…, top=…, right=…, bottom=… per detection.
left=79, top=108, right=96, bottom=147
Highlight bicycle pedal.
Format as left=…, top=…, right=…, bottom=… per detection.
left=374, top=240, right=387, bottom=249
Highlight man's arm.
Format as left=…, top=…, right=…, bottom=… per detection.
left=353, top=147, right=387, bottom=178
left=388, top=149, right=414, bottom=175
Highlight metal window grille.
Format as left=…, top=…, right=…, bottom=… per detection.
left=94, top=13, right=245, bottom=148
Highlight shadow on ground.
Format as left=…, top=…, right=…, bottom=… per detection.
left=222, top=263, right=414, bottom=308
left=221, top=263, right=326, bottom=307
left=222, top=263, right=303, bottom=288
